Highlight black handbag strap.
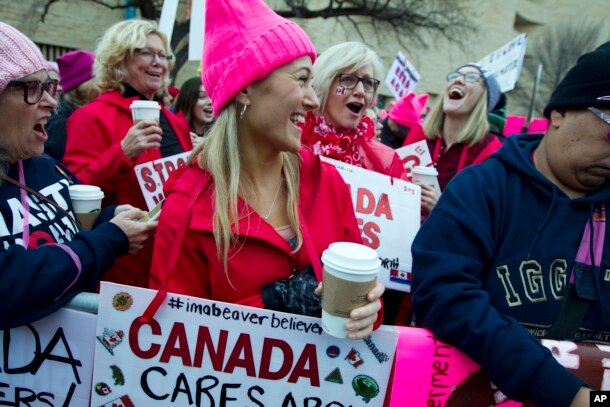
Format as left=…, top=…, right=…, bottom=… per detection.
left=546, top=205, right=605, bottom=340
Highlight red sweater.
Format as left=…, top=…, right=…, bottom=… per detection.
left=64, top=90, right=191, bottom=288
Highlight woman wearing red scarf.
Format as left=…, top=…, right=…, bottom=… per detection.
left=300, top=42, right=405, bottom=179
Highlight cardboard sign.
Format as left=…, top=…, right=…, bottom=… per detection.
left=322, top=157, right=421, bottom=292
left=134, top=152, right=190, bottom=211
left=391, top=327, right=610, bottom=406
left=385, top=52, right=421, bottom=99
left=0, top=308, right=96, bottom=406
left=479, top=33, right=528, bottom=93
left=395, top=140, right=433, bottom=181
left=92, top=282, right=399, bottom=406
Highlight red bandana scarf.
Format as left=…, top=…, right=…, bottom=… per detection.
left=300, top=111, right=375, bottom=168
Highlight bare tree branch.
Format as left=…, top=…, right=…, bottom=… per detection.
left=511, top=18, right=604, bottom=116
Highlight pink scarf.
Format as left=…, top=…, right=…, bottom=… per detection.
left=300, top=111, right=375, bottom=168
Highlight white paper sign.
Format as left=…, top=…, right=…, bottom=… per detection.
left=322, top=157, right=421, bottom=292
left=0, top=308, right=97, bottom=406
left=385, top=52, right=421, bottom=99
left=92, top=282, right=399, bottom=406
left=395, top=140, right=433, bottom=180
left=158, top=0, right=179, bottom=45
left=134, top=152, right=190, bottom=210
left=479, top=33, right=528, bottom=92
left=188, top=0, right=205, bottom=61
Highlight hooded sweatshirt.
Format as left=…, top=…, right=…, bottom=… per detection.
left=412, top=133, right=610, bottom=406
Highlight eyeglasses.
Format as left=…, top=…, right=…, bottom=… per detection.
left=6, top=79, right=59, bottom=104
left=336, top=73, right=380, bottom=93
left=134, top=48, right=173, bottom=63
left=588, top=107, right=610, bottom=139
left=446, top=71, right=482, bottom=83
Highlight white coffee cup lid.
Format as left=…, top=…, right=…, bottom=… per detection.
left=130, top=100, right=160, bottom=109
left=412, top=165, right=438, bottom=176
left=321, top=242, right=381, bottom=275
left=69, top=184, right=105, bottom=199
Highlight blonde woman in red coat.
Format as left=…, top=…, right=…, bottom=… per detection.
left=150, top=0, right=383, bottom=339
left=63, top=20, right=191, bottom=288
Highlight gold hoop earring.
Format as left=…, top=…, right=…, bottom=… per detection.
left=239, top=104, right=248, bottom=120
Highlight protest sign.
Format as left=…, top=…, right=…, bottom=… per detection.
left=322, top=157, right=421, bottom=292
left=134, top=152, right=190, bottom=211
left=479, top=33, right=528, bottom=93
left=92, top=282, right=399, bottom=406
left=385, top=52, right=421, bottom=99
left=391, top=327, right=610, bottom=406
left=395, top=139, right=433, bottom=181
left=0, top=308, right=96, bottom=406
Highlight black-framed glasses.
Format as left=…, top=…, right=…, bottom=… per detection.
left=134, top=47, right=173, bottom=63
left=6, top=79, right=59, bottom=104
left=446, top=71, right=482, bottom=83
left=336, top=73, right=380, bottom=93
left=588, top=107, right=610, bottom=139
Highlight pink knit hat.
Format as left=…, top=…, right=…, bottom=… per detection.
left=0, top=22, right=46, bottom=94
left=202, top=0, right=317, bottom=115
left=389, top=92, right=429, bottom=128
left=56, top=50, right=95, bottom=93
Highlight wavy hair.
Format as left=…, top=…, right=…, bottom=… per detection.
left=311, top=42, right=384, bottom=115
left=423, top=88, right=490, bottom=146
left=189, top=103, right=303, bottom=277
left=94, top=19, right=173, bottom=94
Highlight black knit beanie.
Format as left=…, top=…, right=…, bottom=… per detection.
left=543, top=41, right=610, bottom=118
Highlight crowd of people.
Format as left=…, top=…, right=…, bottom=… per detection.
left=1, top=0, right=609, bottom=404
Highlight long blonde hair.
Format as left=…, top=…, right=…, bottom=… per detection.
left=189, top=103, right=303, bottom=276
left=423, top=89, right=490, bottom=146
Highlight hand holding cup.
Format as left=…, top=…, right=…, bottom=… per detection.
left=122, top=100, right=163, bottom=159
left=320, top=242, right=382, bottom=339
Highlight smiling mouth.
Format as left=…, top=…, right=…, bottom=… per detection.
left=290, top=114, right=305, bottom=125
left=449, top=88, right=464, bottom=100
left=347, top=102, right=363, bottom=114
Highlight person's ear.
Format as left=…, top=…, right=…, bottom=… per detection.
left=549, top=109, right=565, bottom=129
left=235, top=88, right=251, bottom=107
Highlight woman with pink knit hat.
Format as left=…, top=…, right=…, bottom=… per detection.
left=0, top=22, right=155, bottom=329
left=45, top=49, right=100, bottom=162
left=150, top=0, right=384, bottom=338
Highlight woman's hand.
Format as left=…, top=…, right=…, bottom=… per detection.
left=569, top=387, right=591, bottom=407
left=314, top=281, right=385, bottom=340
left=190, top=132, right=204, bottom=150
left=417, top=183, right=440, bottom=215
left=110, top=207, right=157, bottom=255
left=121, top=120, right=163, bottom=160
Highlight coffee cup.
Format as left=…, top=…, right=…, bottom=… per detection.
left=321, top=242, right=380, bottom=338
left=130, top=100, right=160, bottom=124
left=68, top=185, right=104, bottom=231
left=411, top=165, right=438, bottom=187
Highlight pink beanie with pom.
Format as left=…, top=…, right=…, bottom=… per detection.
left=0, top=22, right=46, bottom=94
left=202, top=0, right=317, bottom=116
left=389, top=92, right=429, bottom=128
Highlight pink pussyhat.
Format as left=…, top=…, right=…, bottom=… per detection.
left=389, top=92, right=429, bottom=128
left=202, top=0, right=317, bottom=116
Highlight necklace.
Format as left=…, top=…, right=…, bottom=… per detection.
left=262, top=178, right=283, bottom=220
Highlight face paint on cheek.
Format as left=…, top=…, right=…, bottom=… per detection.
left=335, top=86, right=346, bottom=95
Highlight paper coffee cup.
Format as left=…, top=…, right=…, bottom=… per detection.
left=130, top=100, right=160, bottom=124
left=411, top=165, right=438, bottom=187
left=321, top=242, right=380, bottom=338
left=69, top=185, right=104, bottom=231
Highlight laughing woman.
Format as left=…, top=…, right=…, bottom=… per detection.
left=300, top=42, right=405, bottom=179
left=63, top=19, right=191, bottom=288
left=404, top=63, right=504, bottom=205
left=150, top=0, right=383, bottom=339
